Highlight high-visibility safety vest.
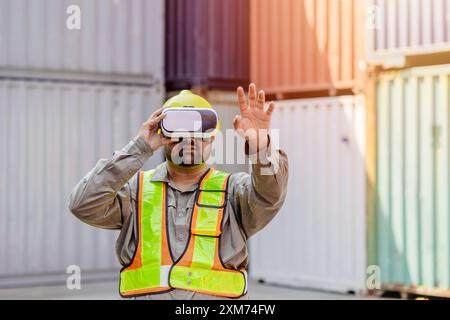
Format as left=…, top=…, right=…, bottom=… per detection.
left=119, top=167, right=248, bottom=298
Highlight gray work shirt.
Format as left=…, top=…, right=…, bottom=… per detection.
left=68, top=136, right=288, bottom=300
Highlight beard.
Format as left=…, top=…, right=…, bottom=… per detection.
left=164, top=140, right=211, bottom=167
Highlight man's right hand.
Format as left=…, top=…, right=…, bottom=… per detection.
left=136, top=107, right=172, bottom=152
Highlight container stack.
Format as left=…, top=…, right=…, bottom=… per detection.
left=0, top=0, right=165, bottom=287
left=165, top=0, right=251, bottom=174
left=166, top=0, right=369, bottom=294
left=249, top=0, right=450, bottom=297
left=250, top=0, right=366, bottom=98
left=1, top=0, right=448, bottom=297
left=165, top=0, right=249, bottom=91
left=248, top=0, right=368, bottom=294
left=366, top=0, right=450, bottom=297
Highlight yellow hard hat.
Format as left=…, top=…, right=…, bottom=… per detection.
left=162, top=90, right=220, bottom=132
left=163, top=90, right=213, bottom=109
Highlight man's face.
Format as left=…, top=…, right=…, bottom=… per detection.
left=164, top=137, right=214, bottom=167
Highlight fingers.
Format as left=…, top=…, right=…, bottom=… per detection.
left=238, top=84, right=264, bottom=111
left=144, top=107, right=165, bottom=124
left=237, top=87, right=248, bottom=112
left=154, top=112, right=166, bottom=122
left=248, top=83, right=257, bottom=108
left=144, top=112, right=166, bottom=133
left=161, top=137, right=176, bottom=146
left=257, top=90, right=265, bottom=110
left=267, top=101, right=275, bottom=115
left=152, top=106, right=165, bottom=117
left=233, top=115, right=246, bottom=138
left=233, top=115, right=242, bottom=130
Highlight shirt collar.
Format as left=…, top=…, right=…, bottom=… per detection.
left=151, top=161, right=207, bottom=193
left=150, top=162, right=170, bottom=183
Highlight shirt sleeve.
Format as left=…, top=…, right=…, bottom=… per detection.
left=68, top=136, right=153, bottom=229
left=229, top=147, right=289, bottom=239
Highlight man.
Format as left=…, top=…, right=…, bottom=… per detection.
left=68, top=84, right=288, bottom=299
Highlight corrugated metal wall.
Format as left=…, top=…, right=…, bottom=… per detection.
left=375, top=64, right=450, bottom=292
left=250, top=0, right=365, bottom=95
left=0, top=0, right=165, bottom=287
left=250, top=95, right=367, bottom=293
left=366, top=0, right=450, bottom=68
left=165, top=0, right=249, bottom=90
left=0, top=0, right=164, bottom=80
left=0, top=80, right=164, bottom=287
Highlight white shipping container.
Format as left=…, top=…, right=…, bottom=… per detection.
left=0, top=0, right=164, bottom=81
left=366, top=0, right=450, bottom=68
left=249, top=95, right=367, bottom=294
left=0, top=80, right=164, bottom=287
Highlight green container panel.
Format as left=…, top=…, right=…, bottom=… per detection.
left=375, top=64, right=450, bottom=291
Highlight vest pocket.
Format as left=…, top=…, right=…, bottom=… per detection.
left=191, top=205, right=223, bottom=237
left=196, top=190, right=227, bottom=208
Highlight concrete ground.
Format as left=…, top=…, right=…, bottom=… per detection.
left=0, top=280, right=381, bottom=300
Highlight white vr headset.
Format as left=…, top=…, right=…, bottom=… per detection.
left=160, top=107, right=219, bottom=139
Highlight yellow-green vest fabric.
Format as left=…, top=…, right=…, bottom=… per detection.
left=119, top=168, right=247, bottom=298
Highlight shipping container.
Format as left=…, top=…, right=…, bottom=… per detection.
left=366, top=0, right=450, bottom=68
left=165, top=0, right=250, bottom=91
left=250, top=0, right=366, bottom=96
left=0, top=80, right=164, bottom=287
left=374, top=64, right=450, bottom=295
left=0, top=0, right=164, bottom=81
left=250, top=95, right=367, bottom=293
